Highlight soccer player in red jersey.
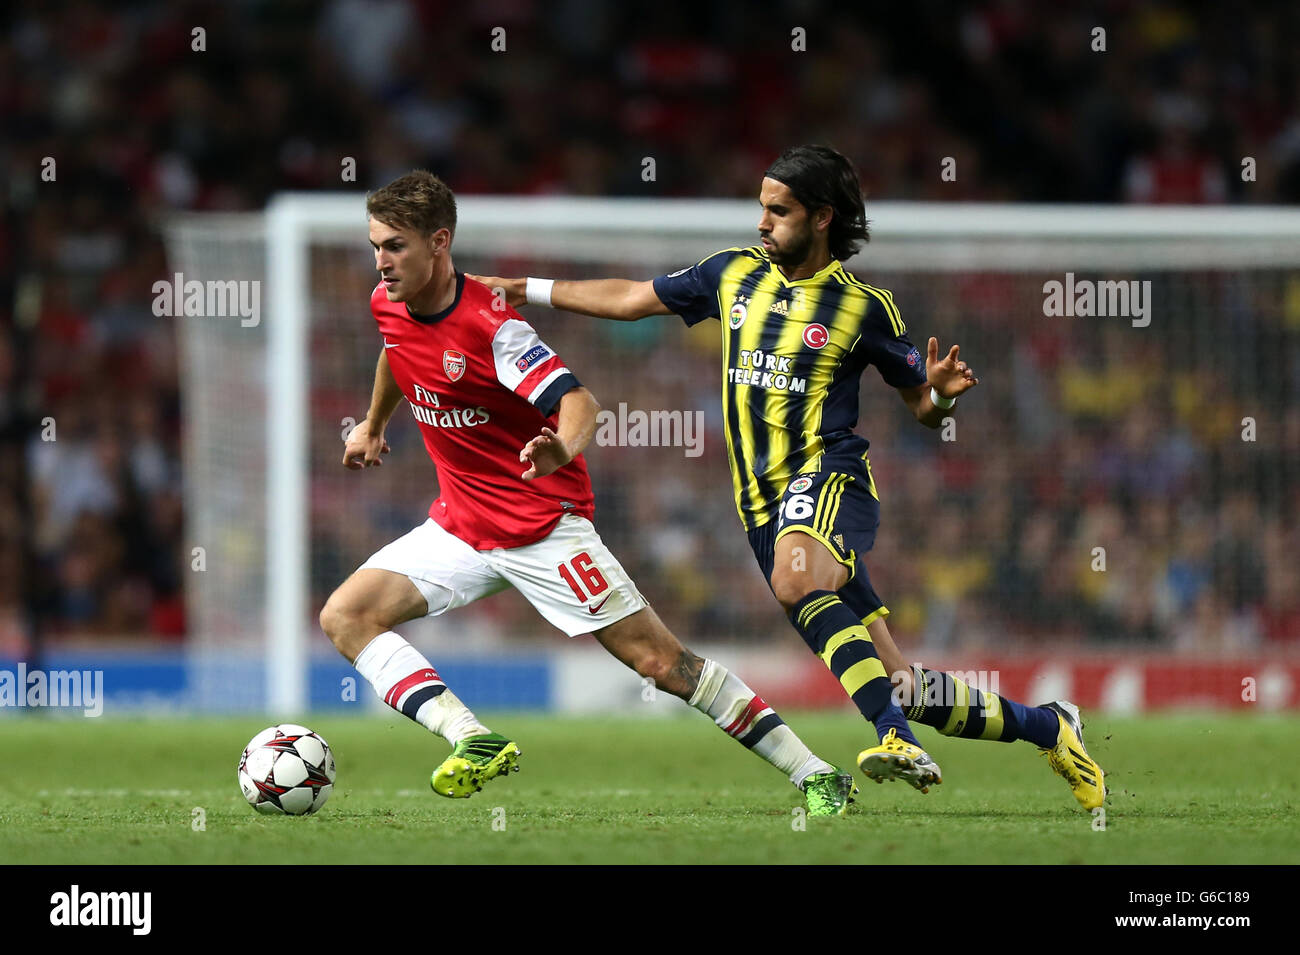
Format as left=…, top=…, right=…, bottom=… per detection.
left=319, top=170, right=862, bottom=815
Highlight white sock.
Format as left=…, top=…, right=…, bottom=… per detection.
left=688, top=659, right=834, bottom=788
left=353, top=631, right=488, bottom=743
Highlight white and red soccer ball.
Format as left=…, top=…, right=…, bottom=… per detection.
left=238, top=724, right=336, bottom=815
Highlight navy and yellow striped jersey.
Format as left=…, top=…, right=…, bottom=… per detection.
left=653, top=246, right=927, bottom=531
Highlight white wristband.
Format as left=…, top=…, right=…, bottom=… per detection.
left=525, top=277, right=554, bottom=307
left=931, top=386, right=956, bottom=410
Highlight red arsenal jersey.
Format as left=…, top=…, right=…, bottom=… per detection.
left=370, top=273, right=595, bottom=549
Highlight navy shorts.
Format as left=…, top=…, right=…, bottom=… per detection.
left=746, top=453, right=889, bottom=621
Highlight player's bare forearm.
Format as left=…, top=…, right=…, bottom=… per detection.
left=468, top=275, right=669, bottom=322
left=554, top=386, right=600, bottom=459
left=364, top=350, right=404, bottom=432
left=899, top=386, right=950, bottom=429
left=519, top=386, right=600, bottom=480
left=343, top=351, right=400, bottom=469
left=551, top=279, right=670, bottom=321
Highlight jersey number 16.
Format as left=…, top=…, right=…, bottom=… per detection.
left=557, top=552, right=610, bottom=602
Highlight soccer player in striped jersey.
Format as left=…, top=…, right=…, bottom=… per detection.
left=320, top=170, right=861, bottom=817
left=473, top=145, right=1106, bottom=810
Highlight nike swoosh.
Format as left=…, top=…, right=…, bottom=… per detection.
left=587, top=594, right=612, bottom=614
left=383, top=339, right=400, bottom=348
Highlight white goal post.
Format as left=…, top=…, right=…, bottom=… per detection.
left=167, top=198, right=1300, bottom=714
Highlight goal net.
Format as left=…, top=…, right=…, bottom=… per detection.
left=163, top=199, right=1300, bottom=713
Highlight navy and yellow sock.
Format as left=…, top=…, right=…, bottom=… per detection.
left=790, top=591, right=919, bottom=745
left=901, top=664, right=1058, bottom=748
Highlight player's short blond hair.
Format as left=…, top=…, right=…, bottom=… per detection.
left=366, top=170, right=457, bottom=239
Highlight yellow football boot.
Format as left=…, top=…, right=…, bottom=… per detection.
left=858, top=728, right=943, bottom=794
left=1040, top=701, right=1106, bottom=811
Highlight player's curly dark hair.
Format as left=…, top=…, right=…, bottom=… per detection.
left=366, top=170, right=458, bottom=238
left=765, top=145, right=869, bottom=261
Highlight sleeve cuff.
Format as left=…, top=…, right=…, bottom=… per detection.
left=652, top=275, right=711, bottom=327
left=534, top=371, right=581, bottom=418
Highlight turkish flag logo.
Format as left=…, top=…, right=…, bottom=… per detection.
left=443, top=349, right=466, bottom=381
left=802, top=323, right=829, bottom=349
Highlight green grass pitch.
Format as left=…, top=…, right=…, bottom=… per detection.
left=1, top=712, right=1296, bottom=864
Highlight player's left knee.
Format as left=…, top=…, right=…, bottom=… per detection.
left=319, top=593, right=378, bottom=649
left=318, top=598, right=348, bottom=646
left=769, top=567, right=820, bottom=613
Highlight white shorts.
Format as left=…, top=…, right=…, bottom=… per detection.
left=358, top=514, right=648, bottom=637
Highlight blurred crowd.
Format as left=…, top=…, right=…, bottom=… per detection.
left=2, top=0, right=1297, bottom=652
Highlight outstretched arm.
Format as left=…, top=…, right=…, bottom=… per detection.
left=519, top=386, right=601, bottom=480
left=897, top=336, right=979, bottom=429
left=469, top=275, right=671, bottom=322
left=342, top=350, right=400, bottom=468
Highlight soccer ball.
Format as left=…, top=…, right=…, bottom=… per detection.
left=238, top=724, right=336, bottom=815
